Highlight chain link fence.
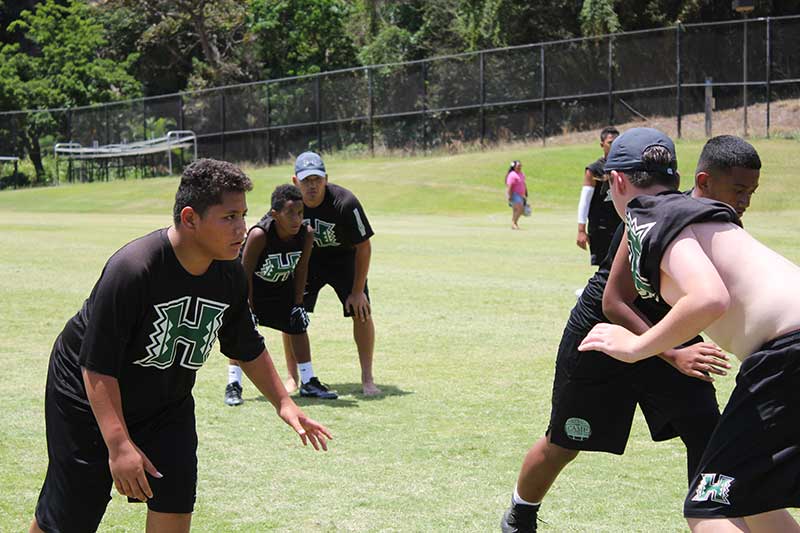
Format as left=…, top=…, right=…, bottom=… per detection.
left=1, top=15, right=798, bottom=185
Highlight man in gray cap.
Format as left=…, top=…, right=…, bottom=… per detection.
left=581, top=128, right=800, bottom=531
left=287, top=151, right=380, bottom=396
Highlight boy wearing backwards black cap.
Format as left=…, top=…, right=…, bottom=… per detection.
left=224, top=183, right=337, bottom=406
left=288, top=151, right=380, bottom=396
left=581, top=130, right=800, bottom=532
left=501, top=129, right=757, bottom=532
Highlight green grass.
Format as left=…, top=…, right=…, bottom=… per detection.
left=1, top=138, right=799, bottom=531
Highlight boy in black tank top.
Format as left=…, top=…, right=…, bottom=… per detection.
left=225, top=185, right=337, bottom=405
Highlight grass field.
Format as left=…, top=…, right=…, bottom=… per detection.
left=1, top=138, right=798, bottom=532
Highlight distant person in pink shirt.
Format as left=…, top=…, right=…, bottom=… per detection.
left=505, top=160, right=528, bottom=229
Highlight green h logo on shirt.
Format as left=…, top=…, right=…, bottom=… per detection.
left=305, top=218, right=339, bottom=247
left=256, top=252, right=301, bottom=283
left=135, top=296, right=229, bottom=370
left=626, top=213, right=657, bottom=300
left=691, top=473, right=734, bottom=505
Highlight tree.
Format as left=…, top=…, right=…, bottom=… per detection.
left=0, top=0, right=140, bottom=180
left=580, top=0, right=621, bottom=37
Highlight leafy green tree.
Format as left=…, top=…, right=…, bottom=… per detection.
left=580, top=0, right=621, bottom=36
left=0, top=0, right=140, bottom=180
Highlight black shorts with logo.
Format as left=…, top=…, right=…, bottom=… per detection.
left=305, top=255, right=370, bottom=317
left=548, top=326, right=719, bottom=454
left=253, top=284, right=306, bottom=335
left=684, top=330, right=800, bottom=519
left=35, top=385, right=198, bottom=533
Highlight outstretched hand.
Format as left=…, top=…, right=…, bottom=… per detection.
left=579, top=322, right=644, bottom=363
left=664, top=342, right=730, bottom=382
left=279, top=401, right=333, bottom=451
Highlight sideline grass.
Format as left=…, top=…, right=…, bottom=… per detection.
left=1, top=138, right=798, bottom=531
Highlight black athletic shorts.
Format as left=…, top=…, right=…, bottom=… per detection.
left=547, top=326, right=719, bottom=454
left=684, top=330, right=800, bottom=519
left=35, top=387, right=198, bottom=532
left=253, top=284, right=306, bottom=335
left=305, top=256, right=370, bottom=317
left=588, top=225, right=615, bottom=266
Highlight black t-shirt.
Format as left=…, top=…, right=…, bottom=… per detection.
left=249, top=214, right=307, bottom=307
left=586, top=157, right=621, bottom=237
left=303, top=183, right=373, bottom=264
left=49, top=228, right=265, bottom=424
left=626, top=190, right=741, bottom=302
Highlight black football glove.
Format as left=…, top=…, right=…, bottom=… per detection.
left=289, top=305, right=310, bottom=332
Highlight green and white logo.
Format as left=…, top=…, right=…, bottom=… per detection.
left=565, top=417, right=592, bottom=441
left=255, top=251, right=301, bottom=283
left=691, top=473, right=734, bottom=505
left=626, top=213, right=657, bottom=300
left=135, top=296, right=228, bottom=370
left=306, top=219, right=339, bottom=248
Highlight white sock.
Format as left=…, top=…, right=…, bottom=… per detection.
left=228, top=365, right=242, bottom=385
left=513, top=485, right=541, bottom=507
left=298, top=362, right=315, bottom=384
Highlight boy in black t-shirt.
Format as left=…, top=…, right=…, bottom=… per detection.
left=224, top=184, right=337, bottom=405
left=576, top=126, right=621, bottom=266
left=286, top=151, right=381, bottom=396
left=30, top=159, right=331, bottom=533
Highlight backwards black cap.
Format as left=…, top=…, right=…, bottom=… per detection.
left=604, top=127, right=677, bottom=177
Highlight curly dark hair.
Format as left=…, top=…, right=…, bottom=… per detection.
left=271, top=184, right=304, bottom=212
left=173, top=159, right=253, bottom=225
left=696, top=135, right=761, bottom=175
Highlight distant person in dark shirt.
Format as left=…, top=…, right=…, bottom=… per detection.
left=224, top=184, right=337, bottom=406
left=30, top=159, right=331, bottom=533
left=577, top=126, right=620, bottom=266
left=285, top=151, right=381, bottom=396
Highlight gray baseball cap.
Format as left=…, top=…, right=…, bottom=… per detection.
left=294, top=151, right=327, bottom=181
left=604, top=127, right=677, bottom=177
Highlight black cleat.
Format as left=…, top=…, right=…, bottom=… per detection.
left=224, top=382, right=243, bottom=406
left=501, top=500, right=539, bottom=533
left=299, top=377, right=338, bottom=399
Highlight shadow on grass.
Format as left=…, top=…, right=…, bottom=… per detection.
left=247, top=383, right=412, bottom=408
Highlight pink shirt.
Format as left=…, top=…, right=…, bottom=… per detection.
left=506, top=170, right=527, bottom=196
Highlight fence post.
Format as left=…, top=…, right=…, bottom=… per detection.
left=315, top=75, right=322, bottom=151
left=766, top=17, right=771, bottom=138
left=422, top=61, right=429, bottom=153
left=265, top=83, right=272, bottom=166
left=367, top=67, right=374, bottom=157
left=742, top=16, right=748, bottom=138
left=220, top=89, right=226, bottom=159
left=178, top=94, right=184, bottom=131
left=704, top=77, right=713, bottom=138
left=142, top=101, right=147, bottom=140
left=676, top=23, right=682, bottom=139
left=540, top=45, right=546, bottom=146
left=479, top=51, right=486, bottom=148
left=607, top=35, right=614, bottom=125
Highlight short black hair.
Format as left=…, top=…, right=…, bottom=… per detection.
left=696, top=135, right=761, bottom=175
left=627, top=145, right=680, bottom=189
left=173, top=159, right=253, bottom=225
left=271, top=184, right=303, bottom=211
left=600, top=126, right=620, bottom=142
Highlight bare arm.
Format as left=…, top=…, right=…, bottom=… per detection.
left=241, top=227, right=267, bottom=309
left=581, top=225, right=730, bottom=362
left=239, top=350, right=332, bottom=450
left=346, top=239, right=372, bottom=322
left=293, top=227, right=314, bottom=306
left=82, top=369, right=161, bottom=502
